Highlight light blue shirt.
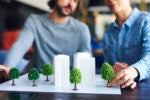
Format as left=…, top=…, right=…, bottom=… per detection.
left=4, top=14, right=91, bottom=72
left=103, top=8, right=150, bottom=81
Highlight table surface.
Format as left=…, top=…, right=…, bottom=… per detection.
left=0, top=77, right=150, bottom=100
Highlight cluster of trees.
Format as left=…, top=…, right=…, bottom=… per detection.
left=8, top=64, right=82, bottom=90
left=8, top=62, right=114, bottom=90
left=8, top=63, right=54, bottom=86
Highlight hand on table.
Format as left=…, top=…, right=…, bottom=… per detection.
left=108, top=62, right=138, bottom=89
left=0, top=65, right=11, bottom=79
left=113, top=62, right=128, bottom=73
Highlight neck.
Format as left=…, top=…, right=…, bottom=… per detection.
left=115, top=7, right=133, bottom=27
left=49, top=9, right=69, bottom=24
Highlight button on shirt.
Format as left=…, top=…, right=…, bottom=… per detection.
left=103, top=8, right=150, bottom=81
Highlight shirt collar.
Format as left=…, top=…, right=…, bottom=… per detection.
left=113, top=8, right=141, bottom=28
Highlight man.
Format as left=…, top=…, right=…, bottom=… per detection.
left=0, top=0, right=91, bottom=77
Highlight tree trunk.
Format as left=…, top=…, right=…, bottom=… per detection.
left=107, top=81, right=111, bottom=87
left=11, top=79, right=15, bottom=86
left=46, top=75, right=49, bottom=81
left=32, top=80, right=36, bottom=86
left=73, top=83, right=78, bottom=91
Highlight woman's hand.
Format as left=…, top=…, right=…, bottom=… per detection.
left=113, top=62, right=128, bottom=73
left=108, top=62, right=138, bottom=89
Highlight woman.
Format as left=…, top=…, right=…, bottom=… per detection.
left=103, top=0, right=150, bottom=89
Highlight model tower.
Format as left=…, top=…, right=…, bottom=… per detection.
left=53, top=55, right=70, bottom=86
left=74, top=52, right=95, bottom=86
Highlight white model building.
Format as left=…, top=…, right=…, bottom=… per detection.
left=53, top=55, right=70, bottom=87
left=74, top=52, right=95, bottom=86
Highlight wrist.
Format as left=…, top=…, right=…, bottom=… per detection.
left=129, top=66, right=139, bottom=79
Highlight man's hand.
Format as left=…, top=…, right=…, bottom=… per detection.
left=108, top=62, right=138, bottom=89
left=0, top=65, right=11, bottom=79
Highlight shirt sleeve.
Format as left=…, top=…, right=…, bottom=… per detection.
left=4, top=15, right=35, bottom=72
left=131, top=15, right=150, bottom=81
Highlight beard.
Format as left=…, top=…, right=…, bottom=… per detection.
left=55, top=3, right=74, bottom=17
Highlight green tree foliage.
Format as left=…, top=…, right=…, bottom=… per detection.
left=8, top=67, right=20, bottom=79
left=28, top=68, right=39, bottom=80
left=42, top=63, right=53, bottom=81
left=8, top=67, right=20, bottom=86
left=101, top=62, right=114, bottom=81
left=70, top=68, right=82, bottom=90
left=28, top=68, right=39, bottom=86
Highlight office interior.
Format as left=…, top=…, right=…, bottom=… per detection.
left=0, top=0, right=149, bottom=74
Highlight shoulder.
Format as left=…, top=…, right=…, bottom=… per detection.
left=139, top=12, right=150, bottom=24
left=26, top=14, right=47, bottom=23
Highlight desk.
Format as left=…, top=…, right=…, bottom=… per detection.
left=0, top=79, right=150, bottom=100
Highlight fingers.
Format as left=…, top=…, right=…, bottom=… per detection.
left=108, top=68, right=137, bottom=89
left=121, top=78, right=134, bottom=88
left=108, top=70, right=126, bottom=86
left=130, top=82, right=137, bottom=89
left=121, top=62, right=129, bottom=67
left=0, top=65, right=11, bottom=79
left=113, top=62, right=129, bottom=73
left=116, top=74, right=129, bottom=86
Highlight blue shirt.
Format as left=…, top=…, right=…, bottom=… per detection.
left=103, top=8, right=150, bottom=81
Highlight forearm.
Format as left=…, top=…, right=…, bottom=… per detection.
left=4, top=30, right=34, bottom=72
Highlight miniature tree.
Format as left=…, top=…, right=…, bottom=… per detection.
left=101, top=62, right=114, bottom=86
left=28, top=68, right=39, bottom=86
left=42, top=63, right=54, bottom=81
left=8, top=67, right=20, bottom=86
left=70, top=68, right=82, bottom=91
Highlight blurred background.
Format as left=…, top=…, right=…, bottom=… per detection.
left=0, top=0, right=149, bottom=73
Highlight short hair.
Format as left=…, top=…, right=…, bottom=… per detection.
left=47, top=0, right=84, bottom=13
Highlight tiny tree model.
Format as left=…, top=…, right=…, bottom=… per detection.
left=8, top=67, right=20, bottom=86
left=101, top=62, right=114, bottom=86
left=28, top=68, right=39, bottom=86
left=70, top=68, right=82, bottom=91
left=42, top=63, right=53, bottom=81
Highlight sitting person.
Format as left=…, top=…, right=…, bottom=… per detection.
left=0, top=0, right=91, bottom=78
left=103, top=0, right=150, bottom=89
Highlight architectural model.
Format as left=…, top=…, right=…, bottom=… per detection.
left=74, top=52, right=95, bottom=86
left=53, top=55, right=70, bottom=86
left=0, top=53, right=121, bottom=94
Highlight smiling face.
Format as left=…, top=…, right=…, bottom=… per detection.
left=104, top=0, right=131, bottom=14
left=54, top=0, right=79, bottom=17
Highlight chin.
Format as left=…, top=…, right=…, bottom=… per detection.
left=110, top=9, right=120, bottom=14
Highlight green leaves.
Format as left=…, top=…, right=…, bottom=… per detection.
left=42, top=63, right=53, bottom=76
left=28, top=68, right=39, bottom=80
left=70, top=68, right=82, bottom=84
left=8, top=67, right=20, bottom=79
left=101, top=63, right=114, bottom=81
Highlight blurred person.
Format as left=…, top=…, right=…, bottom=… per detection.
left=0, top=0, right=91, bottom=78
left=103, top=0, right=150, bottom=89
